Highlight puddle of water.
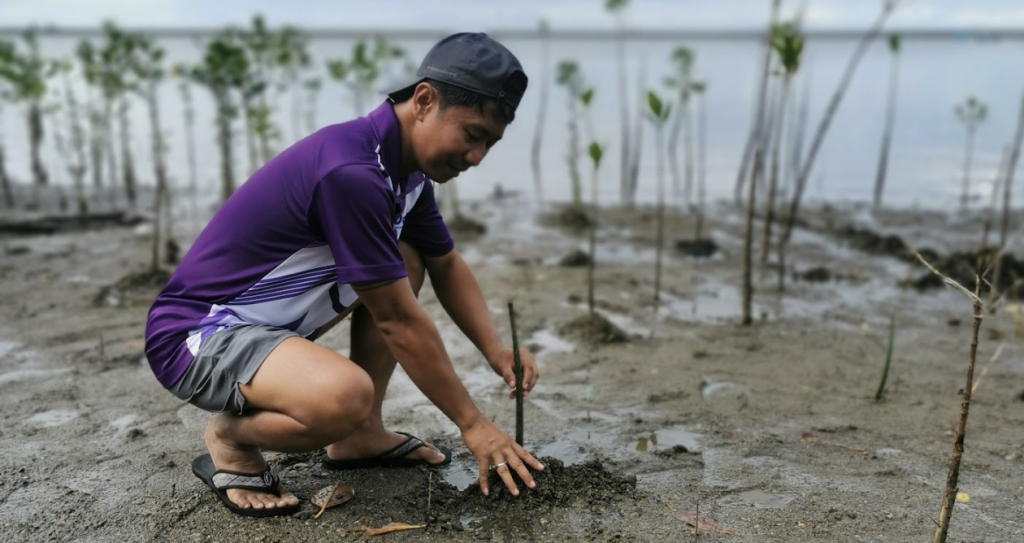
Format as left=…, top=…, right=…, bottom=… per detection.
left=719, top=489, right=798, bottom=509
left=0, top=368, right=71, bottom=384
left=25, top=409, right=79, bottom=428
left=634, top=425, right=702, bottom=453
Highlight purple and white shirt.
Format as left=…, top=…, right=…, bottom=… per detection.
left=145, top=101, right=454, bottom=388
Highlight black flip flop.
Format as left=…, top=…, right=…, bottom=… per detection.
left=191, top=454, right=301, bottom=518
left=321, top=432, right=452, bottom=470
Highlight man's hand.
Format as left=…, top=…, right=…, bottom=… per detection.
left=486, top=346, right=538, bottom=399
left=461, top=417, right=544, bottom=496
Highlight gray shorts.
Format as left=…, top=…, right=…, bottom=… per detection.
left=169, top=324, right=299, bottom=415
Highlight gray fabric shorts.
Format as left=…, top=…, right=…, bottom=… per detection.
left=169, top=324, right=299, bottom=415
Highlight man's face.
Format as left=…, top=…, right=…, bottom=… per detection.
left=415, top=96, right=507, bottom=183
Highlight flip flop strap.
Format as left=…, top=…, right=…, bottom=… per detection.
left=382, top=433, right=426, bottom=460
left=212, top=469, right=279, bottom=492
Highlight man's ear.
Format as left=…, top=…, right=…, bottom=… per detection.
left=412, top=82, right=437, bottom=122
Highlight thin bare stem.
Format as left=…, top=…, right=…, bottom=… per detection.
left=508, top=302, right=524, bottom=446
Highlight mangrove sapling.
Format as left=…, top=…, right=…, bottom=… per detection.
left=873, top=313, right=896, bottom=401
left=272, top=26, right=311, bottom=144
left=135, top=37, right=176, bottom=271
left=954, top=96, right=988, bottom=210
left=913, top=253, right=984, bottom=543
left=507, top=302, right=524, bottom=446
left=76, top=41, right=111, bottom=199
left=646, top=91, right=672, bottom=312
left=530, top=18, right=551, bottom=205
left=0, top=40, right=17, bottom=208
left=694, top=81, right=707, bottom=239
left=872, top=34, right=901, bottom=210
left=241, top=14, right=279, bottom=163
left=0, top=97, right=11, bottom=209
left=580, top=86, right=603, bottom=315
left=666, top=47, right=695, bottom=206
left=761, top=22, right=803, bottom=267
left=190, top=32, right=249, bottom=203
left=0, top=31, right=54, bottom=209
left=100, top=22, right=143, bottom=211
left=587, top=140, right=604, bottom=316
left=58, top=60, right=89, bottom=214
left=734, top=0, right=781, bottom=208
left=782, top=0, right=900, bottom=251
left=556, top=60, right=587, bottom=222
left=327, top=37, right=406, bottom=118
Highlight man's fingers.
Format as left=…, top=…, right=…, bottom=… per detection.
left=495, top=463, right=520, bottom=496
left=477, top=459, right=490, bottom=496
left=509, top=458, right=536, bottom=489
left=514, top=443, right=545, bottom=471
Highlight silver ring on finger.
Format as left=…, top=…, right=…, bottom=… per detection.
left=489, top=461, right=508, bottom=471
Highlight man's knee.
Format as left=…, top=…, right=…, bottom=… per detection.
left=399, top=241, right=425, bottom=297
left=304, top=368, right=374, bottom=438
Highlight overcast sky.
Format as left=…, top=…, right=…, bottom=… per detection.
left=1, top=0, right=1022, bottom=31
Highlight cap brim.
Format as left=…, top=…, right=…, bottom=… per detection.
left=382, top=75, right=424, bottom=98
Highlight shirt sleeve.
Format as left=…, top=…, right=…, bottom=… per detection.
left=309, top=164, right=408, bottom=284
left=399, top=178, right=455, bottom=257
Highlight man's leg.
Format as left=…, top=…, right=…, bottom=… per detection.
left=324, top=241, right=446, bottom=465
left=204, top=338, right=375, bottom=511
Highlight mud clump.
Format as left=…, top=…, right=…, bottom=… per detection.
left=454, top=458, right=638, bottom=540
left=675, top=238, right=719, bottom=258
left=559, top=249, right=592, bottom=267
left=559, top=312, right=630, bottom=344
left=911, top=250, right=1024, bottom=296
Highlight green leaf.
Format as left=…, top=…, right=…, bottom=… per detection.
left=888, top=34, right=901, bottom=54
left=588, top=142, right=604, bottom=167
left=646, top=90, right=663, bottom=118
left=580, top=88, right=594, bottom=107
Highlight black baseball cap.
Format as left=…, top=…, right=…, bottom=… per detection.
left=386, top=32, right=528, bottom=112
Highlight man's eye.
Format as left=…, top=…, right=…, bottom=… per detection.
left=465, top=130, right=481, bottom=143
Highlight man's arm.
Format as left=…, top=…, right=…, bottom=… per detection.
left=424, top=248, right=538, bottom=393
left=354, top=277, right=543, bottom=495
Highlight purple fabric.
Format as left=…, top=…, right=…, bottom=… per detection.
left=145, top=101, right=454, bottom=388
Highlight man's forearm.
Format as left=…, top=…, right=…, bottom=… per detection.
left=427, top=250, right=504, bottom=360
left=376, top=307, right=483, bottom=431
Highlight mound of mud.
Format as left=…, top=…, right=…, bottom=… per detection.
left=911, top=250, right=1024, bottom=295
left=675, top=238, right=719, bottom=258
left=559, top=312, right=630, bottom=344
left=453, top=458, right=638, bottom=540
left=539, top=206, right=594, bottom=231
left=559, top=249, right=592, bottom=267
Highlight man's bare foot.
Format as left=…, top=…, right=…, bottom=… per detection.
left=325, top=429, right=447, bottom=465
left=204, top=415, right=300, bottom=511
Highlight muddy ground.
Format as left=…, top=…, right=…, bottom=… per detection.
left=2, top=195, right=1024, bottom=543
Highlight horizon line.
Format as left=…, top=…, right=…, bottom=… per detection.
left=0, top=25, right=1022, bottom=42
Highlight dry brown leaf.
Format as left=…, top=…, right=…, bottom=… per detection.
left=358, top=522, right=427, bottom=537
left=665, top=503, right=733, bottom=535
left=311, top=482, right=355, bottom=519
